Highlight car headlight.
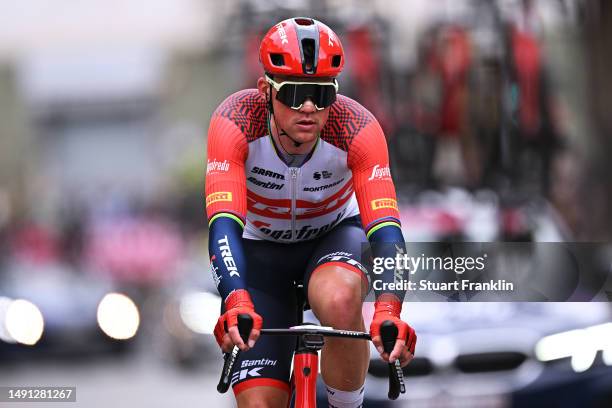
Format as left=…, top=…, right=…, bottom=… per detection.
left=97, top=293, right=140, bottom=340
left=535, top=322, right=612, bottom=372
left=3, top=299, right=45, bottom=346
left=0, top=296, right=16, bottom=343
left=179, top=292, right=221, bottom=335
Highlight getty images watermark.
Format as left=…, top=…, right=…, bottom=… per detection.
left=371, top=251, right=514, bottom=292
left=363, top=242, right=612, bottom=302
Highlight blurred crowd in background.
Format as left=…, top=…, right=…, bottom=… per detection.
left=1, top=0, right=612, bottom=406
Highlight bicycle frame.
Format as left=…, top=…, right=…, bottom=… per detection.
left=292, top=346, right=318, bottom=407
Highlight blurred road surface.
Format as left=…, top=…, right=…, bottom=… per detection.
left=0, top=352, right=231, bottom=408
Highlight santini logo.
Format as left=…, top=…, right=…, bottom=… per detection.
left=368, top=165, right=391, bottom=181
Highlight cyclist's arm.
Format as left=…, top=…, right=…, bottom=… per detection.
left=348, top=119, right=407, bottom=303
left=206, top=114, right=249, bottom=302
left=348, top=118, right=416, bottom=364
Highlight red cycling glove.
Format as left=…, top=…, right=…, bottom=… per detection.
left=369, top=295, right=417, bottom=356
left=213, top=289, right=263, bottom=348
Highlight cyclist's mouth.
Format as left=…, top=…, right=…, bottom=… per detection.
left=296, top=120, right=316, bottom=131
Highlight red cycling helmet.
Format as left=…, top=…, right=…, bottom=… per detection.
left=259, top=17, right=344, bottom=78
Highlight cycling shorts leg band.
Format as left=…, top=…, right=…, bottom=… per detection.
left=325, top=383, right=365, bottom=408
left=310, top=261, right=369, bottom=291
left=233, top=378, right=291, bottom=397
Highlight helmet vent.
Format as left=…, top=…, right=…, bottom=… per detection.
left=301, top=39, right=316, bottom=74
left=294, top=18, right=314, bottom=26
left=331, top=55, right=342, bottom=68
left=270, top=53, right=285, bottom=66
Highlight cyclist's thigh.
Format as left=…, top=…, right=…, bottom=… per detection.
left=304, top=216, right=371, bottom=295
left=230, top=238, right=313, bottom=398
left=236, top=386, right=288, bottom=408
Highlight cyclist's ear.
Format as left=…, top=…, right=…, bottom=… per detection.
left=257, top=76, right=269, bottom=96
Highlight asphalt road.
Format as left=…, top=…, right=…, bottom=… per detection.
left=0, top=352, right=232, bottom=408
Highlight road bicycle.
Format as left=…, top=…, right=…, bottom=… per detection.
left=217, top=282, right=405, bottom=407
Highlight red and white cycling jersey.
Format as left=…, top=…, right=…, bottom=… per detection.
left=206, top=89, right=400, bottom=243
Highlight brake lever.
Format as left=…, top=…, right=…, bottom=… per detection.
left=216, top=314, right=253, bottom=393
left=380, top=320, right=406, bottom=400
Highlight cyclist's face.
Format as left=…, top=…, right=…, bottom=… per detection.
left=258, top=75, right=332, bottom=144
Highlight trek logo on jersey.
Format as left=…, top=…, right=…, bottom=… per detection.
left=368, top=165, right=391, bottom=181
left=251, top=166, right=285, bottom=180
left=217, top=235, right=239, bottom=277
left=206, top=192, right=232, bottom=207
left=276, top=23, right=289, bottom=45
left=206, top=158, right=230, bottom=174
left=371, top=198, right=398, bottom=211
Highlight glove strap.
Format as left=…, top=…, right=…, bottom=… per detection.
left=374, top=293, right=402, bottom=317
left=225, top=289, right=254, bottom=310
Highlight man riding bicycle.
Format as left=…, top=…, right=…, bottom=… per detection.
left=206, top=17, right=417, bottom=407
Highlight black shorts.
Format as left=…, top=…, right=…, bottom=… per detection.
left=229, top=215, right=370, bottom=396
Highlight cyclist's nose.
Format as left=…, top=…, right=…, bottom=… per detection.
left=299, top=98, right=316, bottom=113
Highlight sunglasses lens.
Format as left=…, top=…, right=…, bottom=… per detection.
left=276, top=82, right=336, bottom=109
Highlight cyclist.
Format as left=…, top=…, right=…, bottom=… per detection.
left=207, top=17, right=417, bottom=407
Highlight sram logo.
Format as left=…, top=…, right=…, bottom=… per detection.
left=251, top=166, right=285, bottom=180
left=206, top=192, right=232, bottom=207
left=368, top=164, right=391, bottom=181
left=370, top=198, right=398, bottom=211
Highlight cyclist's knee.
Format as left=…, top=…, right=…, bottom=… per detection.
left=309, top=265, right=363, bottom=329
left=235, top=386, right=288, bottom=408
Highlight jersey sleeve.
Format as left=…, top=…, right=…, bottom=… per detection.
left=347, top=119, right=401, bottom=236
left=348, top=119, right=407, bottom=302
left=205, top=115, right=248, bottom=224
left=205, top=109, right=249, bottom=301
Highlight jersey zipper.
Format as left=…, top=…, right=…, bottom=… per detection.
left=290, top=167, right=299, bottom=242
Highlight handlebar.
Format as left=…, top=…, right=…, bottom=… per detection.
left=217, top=315, right=405, bottom=400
